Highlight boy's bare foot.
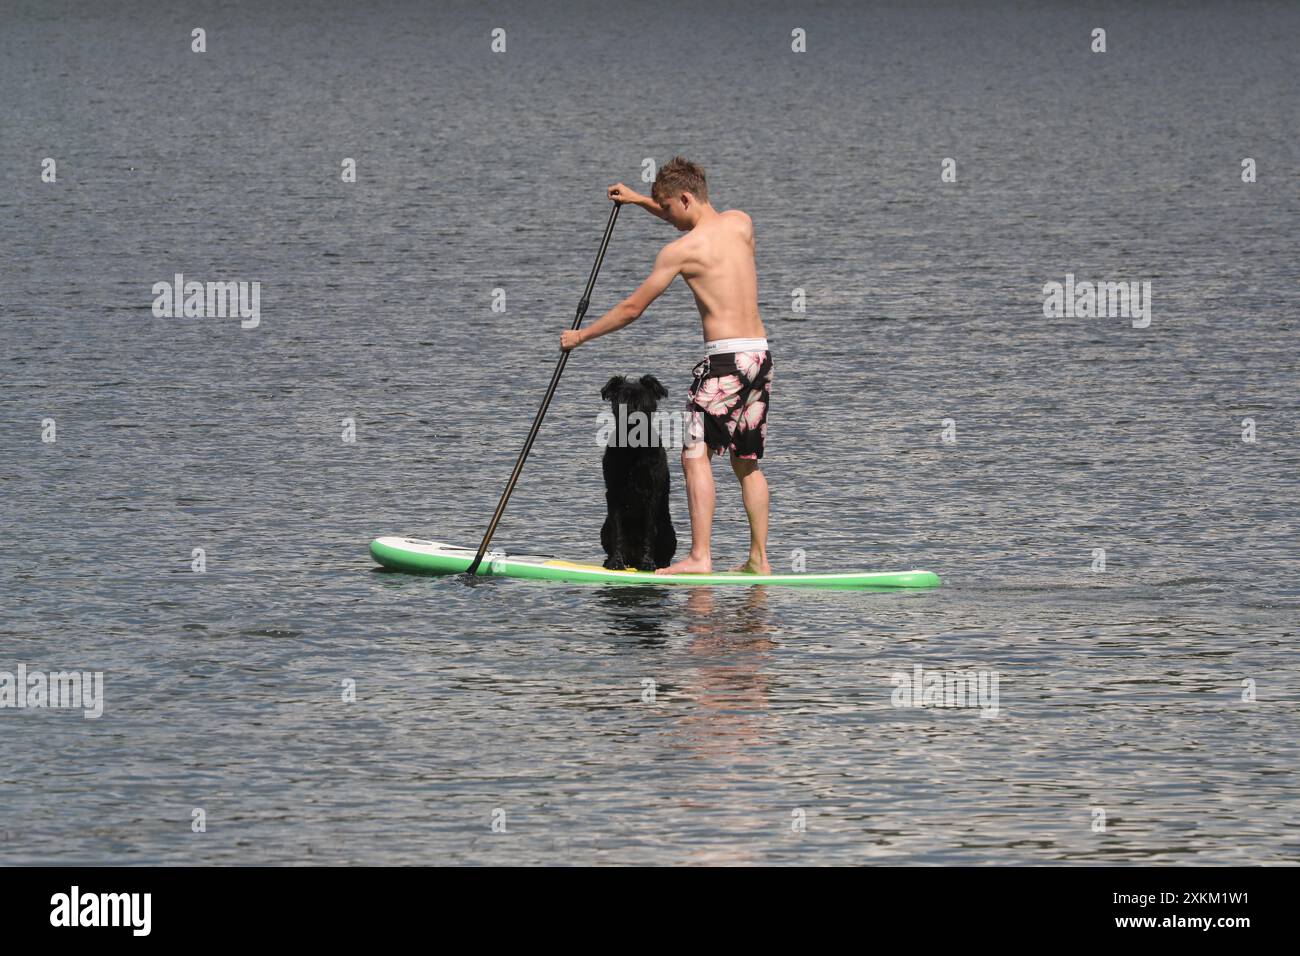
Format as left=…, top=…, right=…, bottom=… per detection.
left=657, top=554, right=712, bottom=574
left=731, top=556, right=772, bottom=574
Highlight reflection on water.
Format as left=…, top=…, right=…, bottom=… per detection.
left=679, top=587, right=776, bottom=753
left=677, top=588, right=780, bottom=865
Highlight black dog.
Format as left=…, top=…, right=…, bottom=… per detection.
left=600, top=374, right=677, bottom=571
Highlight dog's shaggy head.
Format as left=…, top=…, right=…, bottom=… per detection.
left=601, top=374, right=668, bottom=419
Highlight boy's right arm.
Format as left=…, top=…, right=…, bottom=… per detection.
left=608, top=183, right=668, bottom=221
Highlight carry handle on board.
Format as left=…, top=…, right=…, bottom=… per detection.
left=465, top=200, right=622, bottom=576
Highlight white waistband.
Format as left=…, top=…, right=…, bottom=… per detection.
left=703, top=337, right=769, bottom=356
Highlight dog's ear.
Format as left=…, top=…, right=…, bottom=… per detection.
left=601, top=375, right=626, bottom=400
left=640, top=374, right=668, bottom=399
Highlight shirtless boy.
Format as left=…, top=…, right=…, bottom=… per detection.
left=559, top=157, right=773, bottom=575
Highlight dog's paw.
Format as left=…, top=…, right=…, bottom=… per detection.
left=603, top=557, right=627, bottom=571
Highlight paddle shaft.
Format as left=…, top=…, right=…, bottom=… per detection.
left=466, top=201, right=622, bottom=575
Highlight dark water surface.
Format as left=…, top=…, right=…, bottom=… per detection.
left=2, top=0, right=1297, bottom=864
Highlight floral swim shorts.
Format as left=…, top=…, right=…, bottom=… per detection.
left=685, top=346, right=774, bottom=460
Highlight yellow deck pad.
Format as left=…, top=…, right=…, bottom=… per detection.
left=542, top=559, right=641, bottom=573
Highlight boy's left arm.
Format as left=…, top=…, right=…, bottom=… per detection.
left=560, top=247, right=679, bottom=350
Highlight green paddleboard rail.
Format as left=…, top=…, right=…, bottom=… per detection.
left=369, top=538, right=940, bottom=590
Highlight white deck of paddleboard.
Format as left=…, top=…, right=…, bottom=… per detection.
left=375, top=537, right=929, bottom=583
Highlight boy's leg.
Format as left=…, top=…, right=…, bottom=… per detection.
left=730, top=452, right=771, bottom=574
left=656, top=444, right=715, bottom=574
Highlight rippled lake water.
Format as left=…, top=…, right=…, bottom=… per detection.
left=1, top=0, right=1297, bottom=864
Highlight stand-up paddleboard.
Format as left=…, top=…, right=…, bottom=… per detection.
left=370, top=537, right=940, bottom=590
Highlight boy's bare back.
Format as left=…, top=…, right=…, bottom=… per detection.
left=662, top=209, right=768, bottom=343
